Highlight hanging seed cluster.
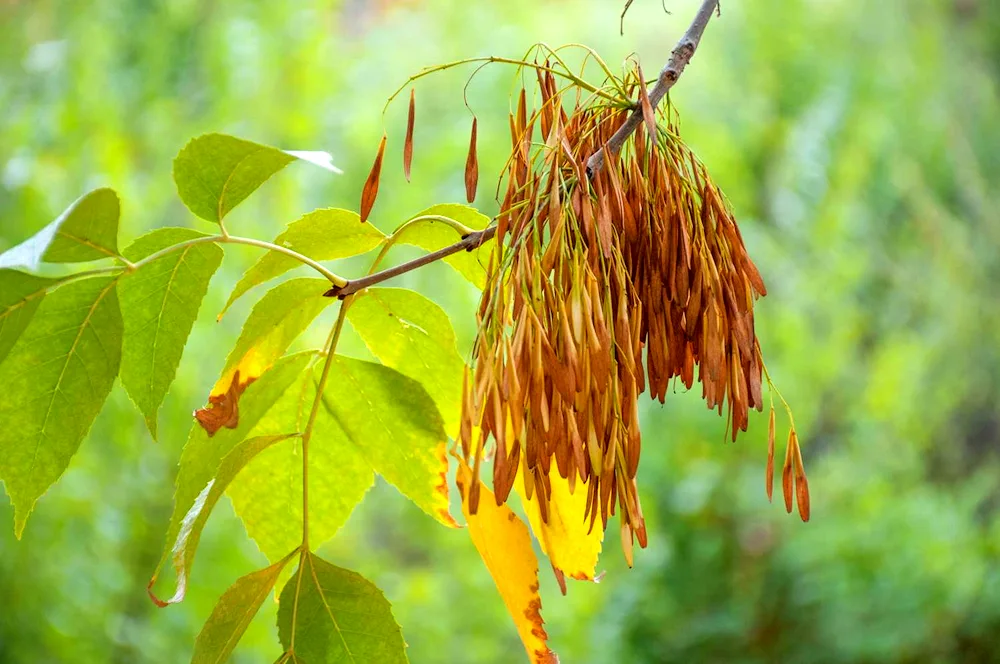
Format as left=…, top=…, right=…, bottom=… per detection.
left=458, top=62, right=806, bottom=563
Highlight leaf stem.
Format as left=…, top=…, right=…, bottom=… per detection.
left=125, top=234, right=348, bottom=286
left=299, top=302, right=350, bottom=550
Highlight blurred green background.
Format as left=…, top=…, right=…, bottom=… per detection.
left=2, top=0, right=999, bottom=662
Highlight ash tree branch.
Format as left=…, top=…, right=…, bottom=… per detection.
left=326, top=0, right=719, bottom=298
left=587, top=0, right=720, bottom=176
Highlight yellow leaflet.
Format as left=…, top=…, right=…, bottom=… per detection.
left=457, top=461, right=559, bottom=664
left=517, top=470, right=604, bottom=583
left=211, top=346, right=269, bottom=396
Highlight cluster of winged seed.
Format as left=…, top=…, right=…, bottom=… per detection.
left=460, top=63, right=805, bottom=564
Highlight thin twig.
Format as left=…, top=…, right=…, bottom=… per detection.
left=324, top=226, right=497, bottom=298
left=587, top=0, right=719, bottom=176
left=329, top=0, right=717, bottom=297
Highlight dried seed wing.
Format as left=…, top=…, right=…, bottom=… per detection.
left=465, top=116, right=479, bottom=203
left=403, top=88, right=415, bottom=181
left=360, top=134, right=387, bottom=222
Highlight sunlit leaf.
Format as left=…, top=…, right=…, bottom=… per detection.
left=150, top=434, right=297, bottom=607
left=0, top=276, right=122, bottom=537
left=395, top=203, right=493, bottom=289
left=152, top=352, right=314, bottom=598
left=346, top=287, right=464, bottom=436
left=200, top=278, right=334, bottom=434
left=0, top=188, right=121, bottom=269
left=321, top=356, right=458, bottom=528
left=457, top=461, right=558, bottom=664
left=119, top=228, right=224, bottom=439
left=173, top=134, right=339, bottom=223
left=191, top=553, right=296, bottom=664
left=277, top=552, right=407, bottom=664
left=228, top=363, right=374, bottom=563
left=221, top=209, right=385, bottom=317
left=517, top=472, right=604, bottom=585
left=0, top=270, right=58, bottom=366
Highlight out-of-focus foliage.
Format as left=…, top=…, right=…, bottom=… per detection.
left=1, top=0, right=998, bottom=662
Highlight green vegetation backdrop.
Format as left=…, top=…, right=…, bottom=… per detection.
left=1, top=0, right=999, bottom=662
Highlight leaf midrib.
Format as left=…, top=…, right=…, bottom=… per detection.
left=29, top=278, right=117, bottom=479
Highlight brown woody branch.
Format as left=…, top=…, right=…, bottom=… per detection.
left=587, top=0, right=720, bottom=176
left=325, top=225, right=497, bottom=298
left=325, top=0, right=719, bottom=299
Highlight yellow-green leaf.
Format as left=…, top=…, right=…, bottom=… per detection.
left=191, top=553, right=296, bottom=664
left=151, top=352, right=314, bottom=599
left=228, top=363, right=374, bottom=563
left=0, top=270, right=58, bottom=366
left=0, top=188, right=121, bottom=269
left=210, top=277, right=334, bottom=399
left=277, top=553, right=408, bottom=664
left=150, top=434, right=297, bottom=607
left=346, top=287, right=464, bottom=436
left=0, top=276, right=123, bottom=537
left=221, top=209, right=385, bottom=317
left=173, top=134, right=340, bottom=224
left=321, top=356, right=458, bottom=528
left=396, top=203, right=493, bottom=289
left=119, top=228, right=223, bottom=439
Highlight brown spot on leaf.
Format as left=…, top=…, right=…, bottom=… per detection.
left=194, top=371, right=253, bottom=436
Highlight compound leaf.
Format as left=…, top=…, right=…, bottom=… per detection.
left=119, top=228, right=224, bottom=439
left=0, top=276, right=123, bottom=537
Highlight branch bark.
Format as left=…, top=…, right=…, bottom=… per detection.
left=326, top=0, right=719, bottom=299
left=586, top=0, right=720, bottom=176
left=325, top=225, right=497, bottom=298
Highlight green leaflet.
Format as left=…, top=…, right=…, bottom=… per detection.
left=277, top=553, right=408, bottom=664
left=119, top=228, right=224, bottom=439
left=214, top=277, right=335, bottom=394
left=191, top=552, right=296, bottom=664
left=0, top=188, right=121, bottom=269
left=152, top=434, right=297, bottom=607
left=0, top=276, right=123, bottom=537
left=221, top=208, right=386, bottom=317
left=396, top=203, right=493, bottom=289
left=346, top=288, right=465, bottom=437
left=322, top=356, right=457, bottom=528
left=0, top=270, right=59, bottom=366
left=151, top=352, right=314, bottom=598
left=228, top=365, right=374, bottom=564
left=173, top=133, right=340, bottom=224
